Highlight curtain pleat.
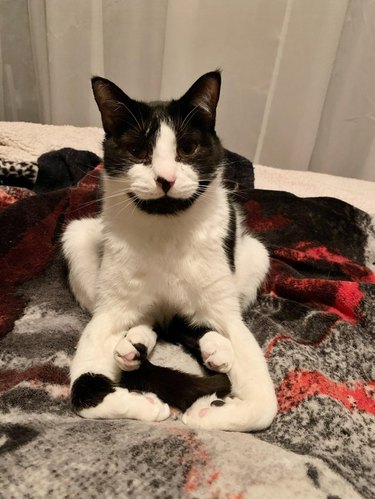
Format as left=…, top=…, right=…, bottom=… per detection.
left=0, top=0, right=374, bottom=180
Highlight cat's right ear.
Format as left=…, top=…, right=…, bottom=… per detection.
left=91, top=77, right=134, bottom=136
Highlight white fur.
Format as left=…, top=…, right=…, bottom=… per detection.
left=114, top=325, right=157, bottom=371
left=62, top=217, right=103, bottom=312
left=199, top=331, right=234, bottom=373
left=80, top=388, right=170, bottom=421
left=63, top=123, right=277, bottom=430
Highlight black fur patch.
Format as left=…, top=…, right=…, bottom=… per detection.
left=223, top=200, right=236, bottom=272
left=128, top=192, right=196, bottom=216
left=211, top=399, right=225, bottom=407
left=119, top=315, right=231, bottom=411
left=155, top=314, right=212, bottom=363
left=71, top=373, right=114, bottom=411
left=131, top=343, right=148, bottom=363
left=120, top=360, right=230, bottom=412
left=128, top=179, right=212, bottom=216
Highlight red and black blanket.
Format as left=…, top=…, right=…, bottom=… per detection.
left=0, top=163, right=374, bottom=498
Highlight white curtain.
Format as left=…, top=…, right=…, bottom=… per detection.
left=0, top=0, right=374, bottom=181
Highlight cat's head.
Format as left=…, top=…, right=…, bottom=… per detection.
left=92, top=71, right=224, bottom=215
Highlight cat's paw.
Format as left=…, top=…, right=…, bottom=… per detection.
left=182, top=393, right=277, bottom=432
left=129, top=391, right=171, bottom=421
left=114, top=339, right=145, bottom=371
left=78, top=387, right=170, bottom=422
left=114, top=325, right=157, bottom=371
left=199, top=331, right=234, bottom=373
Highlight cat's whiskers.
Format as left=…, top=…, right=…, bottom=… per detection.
left=136, top=102, right=145, bottom=130
left=75, top=188, right=134, bottom=210
left=106, top=195, right=135, bottom=216
left=179, top=106, right=199, bottom=133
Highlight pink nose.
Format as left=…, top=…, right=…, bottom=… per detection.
left=156, top=176, right=176, bottom=194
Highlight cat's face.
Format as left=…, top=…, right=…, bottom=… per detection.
left=92, top=71, right=224, bottom=215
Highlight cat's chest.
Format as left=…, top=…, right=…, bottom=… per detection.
left=101, top=228, right=227, bottom=305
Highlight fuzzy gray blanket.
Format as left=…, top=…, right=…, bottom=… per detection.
left=1, top=161, right=374, bottom=498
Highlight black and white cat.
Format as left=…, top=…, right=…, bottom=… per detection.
left=62, top=71, right=277, bottom=431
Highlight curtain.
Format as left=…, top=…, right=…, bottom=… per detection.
left=0, top=0, right=374, bottom=181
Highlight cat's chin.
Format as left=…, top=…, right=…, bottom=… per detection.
left=128, top=192, right=197, bottom=215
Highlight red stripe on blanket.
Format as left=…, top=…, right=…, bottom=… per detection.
left=277, top=370, right=375, bottom=414
left=271, top=277, right=364, bottom=324
left=305, top=244, right=375, bottom=283
left=274, top=244, right=375, bottom=283
left=0, top=364, right=70, bottom=392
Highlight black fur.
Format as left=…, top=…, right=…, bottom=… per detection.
left=128, top=192, right=196, bottom=216
left=128, top=179, right=211, bottom=216
left=154, top=314, right=212, bottom=364
left=71, top=373, right=114, bottom=411
left=119, top=315, right=231, bottom=411
left=131, top=343, right=148, bottom=362
left=223, top=201, right=237, bottom=272
left=120, top=360, right=230, bottom=412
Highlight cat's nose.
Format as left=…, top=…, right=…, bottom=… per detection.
left=156, top=176, right=176, bottom=194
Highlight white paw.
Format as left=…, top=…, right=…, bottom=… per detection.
left=182, top=392, right=277, bottom=432
left=129, top=391, right=171, bottom=422
left=199, top=331, right=234, bottom=373
left=114, top=338, right=142, bottom=371
left=114, top=325, right=156, bottom=371
left=79, top=388, right=170, bottom=422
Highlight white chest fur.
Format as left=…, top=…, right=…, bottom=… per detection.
left=98, top=174, right=235, bottom=324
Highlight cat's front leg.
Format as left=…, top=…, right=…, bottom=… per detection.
left=182, top=315, right=277, bottom=432
left=70, top=312, right=170, bottom=421
left=114, top=325, right=157, bottom=371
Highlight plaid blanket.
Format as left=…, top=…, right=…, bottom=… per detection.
left=0, top=166, right=374, bottom=498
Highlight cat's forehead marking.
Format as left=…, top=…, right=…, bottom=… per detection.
left=154, top=122, right=176, bottom=158
left=152, top=121, right=177, bottom=180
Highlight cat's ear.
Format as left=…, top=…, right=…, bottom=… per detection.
left=91, top=76, right=136, bottom=135
left=179, top=71, right=221, bottom=129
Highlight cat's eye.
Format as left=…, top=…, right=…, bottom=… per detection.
left=178, top=141, right=198, bottom=156
left=129, top=144, right=148, bottom=160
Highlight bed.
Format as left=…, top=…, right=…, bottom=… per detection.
left=1, top=122, right=374, bottom=498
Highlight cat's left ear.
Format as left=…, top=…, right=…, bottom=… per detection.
left=179, top=71, right=221, bottom=130
left=91, top=76, right=137, bottom=136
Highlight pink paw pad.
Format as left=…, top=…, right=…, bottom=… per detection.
left=125, top=351, right=136, bottom=361
left=199, top=407, right=209, bottom=417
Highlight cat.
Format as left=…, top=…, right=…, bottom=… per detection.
left=62, top=71, right=277, bottom=431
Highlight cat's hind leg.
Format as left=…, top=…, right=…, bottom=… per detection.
left=114, top=325, right=157, bottom=371
left=182, top=315, right=277, bottom=431
left=62, top=217, right=103, bottom=313
left=70, top=312, right=170, bottom=421
left=235, top=234, right=270, bottom=310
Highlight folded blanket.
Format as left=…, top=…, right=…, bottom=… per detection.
left=1, top=162, right=374, bottom=498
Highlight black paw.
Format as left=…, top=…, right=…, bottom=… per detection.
left=71, top=373, right=114, bottom=411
